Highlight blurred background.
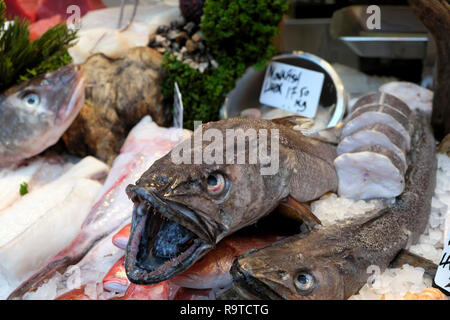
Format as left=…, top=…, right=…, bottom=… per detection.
left=103, top=0, right=434, bottom=87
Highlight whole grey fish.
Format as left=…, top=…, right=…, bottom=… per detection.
left=125, top=118, right=338, bottom=285
left=229, top=112, right=436, bottom=300
left=0, top=66, right=85, bottom=166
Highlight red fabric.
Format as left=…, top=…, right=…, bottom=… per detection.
left=37, top=0, right=106, bottom=20
left=4, top=0, right=42, bottom=22
left=28, top=14, right=62, bottom=40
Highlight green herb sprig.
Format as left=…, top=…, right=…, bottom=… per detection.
left=19, top=182, right=29, bottom=196
left=161, top=0, right=289, bottom=130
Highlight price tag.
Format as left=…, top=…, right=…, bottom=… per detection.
left=259, top=61, right=325, bottom=118
left=435, top=232, right=450, bottom=294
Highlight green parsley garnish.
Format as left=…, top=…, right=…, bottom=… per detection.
left=19, top=182, right=29, bottom=196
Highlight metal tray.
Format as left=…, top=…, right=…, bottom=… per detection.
left=330, top=5, right=429, bottom=59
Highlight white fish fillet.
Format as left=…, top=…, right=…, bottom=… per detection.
left=343, top=110, right=411, bottom=151
left=334, top=148, right=405, bottom=200
left=0, top=157, right=108, bottom=298
left=337, top=124, right=408, bottom=171
left=379, top=82, right=433, bottom=116
left=0, top=158, right=75, bottom=212
left=69, top=3, right=181, bottom=64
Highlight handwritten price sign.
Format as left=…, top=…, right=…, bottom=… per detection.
left=259, top=62, right=325, bottom=118
left=435, top=232, right=450, bottom=294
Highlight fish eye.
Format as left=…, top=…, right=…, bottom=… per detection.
left=294, top=272, right=316, bottom=295
left=22, top=92, right=40, bottom=108
left=206, top=172, right=227, bottom=196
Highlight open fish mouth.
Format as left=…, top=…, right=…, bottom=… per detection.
left=125, top=188, right=214, bottom=284
left=230, top=259, right=284, bottom=300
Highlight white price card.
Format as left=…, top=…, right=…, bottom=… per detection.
left=435, top=231, right=450, bottom=293
left=259, top=61, right=325, bottom=118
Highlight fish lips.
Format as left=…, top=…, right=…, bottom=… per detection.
left=230, top=259, right=284, bottom=300
left=125, top=188, right=215, bottom=285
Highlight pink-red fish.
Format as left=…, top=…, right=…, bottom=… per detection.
left=120, top=282, right=170, bottom=300
left=170, top=232, right=281, bottom=290
left=112, top=224, right=131, bottom=250
left=102, top=256, right=129, bottom=293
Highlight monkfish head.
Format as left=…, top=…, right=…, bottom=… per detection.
left=124, top=119, right=291, bottom=284
left=229, top=233, right=350, bottom=300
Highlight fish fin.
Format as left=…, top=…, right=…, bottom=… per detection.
left=276, top=196, right=322, bottom=230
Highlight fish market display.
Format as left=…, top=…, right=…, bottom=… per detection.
left=68, top=3, right=181, bottom=64
left=8, top=116, right=191, bottom=300
left=335, top=92, right=414, bottom=200
left=69, top=223, right=281, bottom=299
left=125, top=118, right=338, bottom=285
left=0, top=66, right=85, bottom=166
left=63, top=47, right=170, bottom=164
left=0, top=156, right=108, bottom=299
left=230, top=112, right=436, bottom=299
left=379, top=81, right=434, bottom=117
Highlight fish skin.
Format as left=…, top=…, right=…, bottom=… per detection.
left=7, top=116, right=191, bottom=300
left=170, top=232, right=281, bottom=290
left=230, top=112, right=437, bottom=300
left=55, top=287, right=93, bottom=300
left=120, top=282, right=171, bottom=300
left=112, top=224, right=131, bottom=250
left=125, top=118, right=338, bottom=285
left=0, top=66, right=85, bottom=166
